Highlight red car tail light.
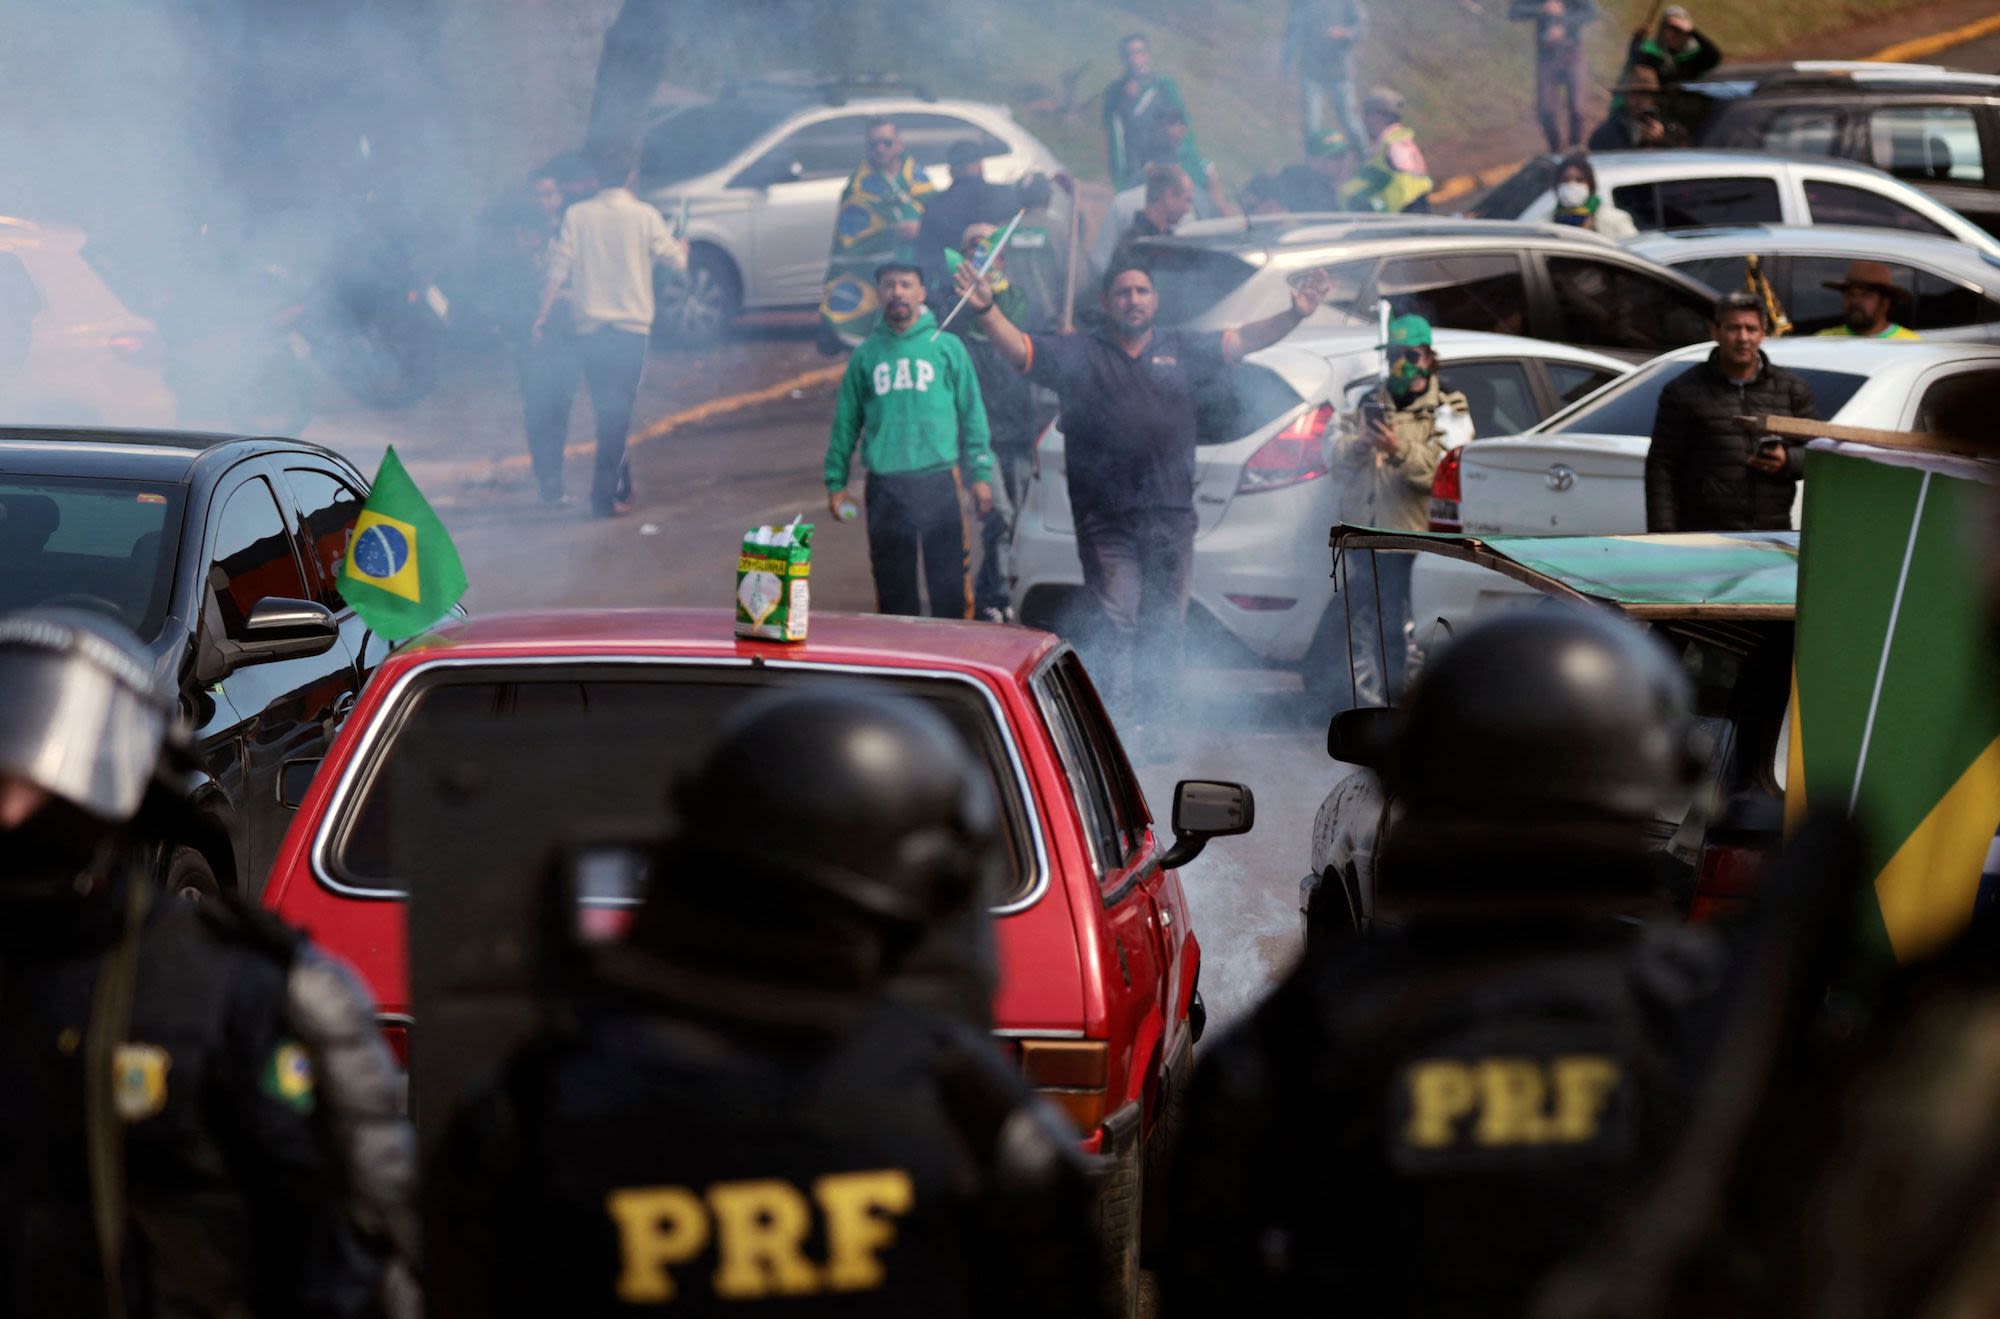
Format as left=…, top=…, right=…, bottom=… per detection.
left=1689, top=841, right=1767, bottom=923
left=1429, top=446, right=1464, bottom=532
left=1224, top=594, right=1296, bottom=612
left=1237, top=403, right=1333, bottom=495
left=1018, top=1039, right=1110, bottom=1134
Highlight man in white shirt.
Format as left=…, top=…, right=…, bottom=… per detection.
left=535, top=142, right=688, bottom=517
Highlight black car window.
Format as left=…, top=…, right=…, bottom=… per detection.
left=1869, top=106, right=1987, bottom=185
left=892, top=113, right=1008, bottom=168
left=1196, top=362, right=1307, bottom=446
left=1469, top=157, right=1559, bottom=220
left=1050, top=653, right=1149, bottom=885
left=284, top=468, right=365, bottom=609
left=1439, top=360, right=1537, bottom=437
left=329, top=668, right=1037, bottom=902
left=748, top=113, right=875, bottom=183
left=1784, top=256, right=1994, bottom=333
left=1611, top=177, right=1783, bottom=230
left=1546, top=360, right=1623, bottom=408
left=0, top=476, right=182, bottom=641
left=1035, top=665, right=1122, bottom=878
left=1372, top=252, right=1529, bottom=337
left=207, top=477, right=310, bottom=638
left=1548, top=363, right=1868, bottom=436
left=1547, top=257, right=1712, bottom=352
left=1916, top=369, right=2000, bottom=436
left=1760, top=107, right=1843, bottom=156
left=1803, top=180, right=1950, bottom=237
left=1675, top=255, right=1759, bottom=297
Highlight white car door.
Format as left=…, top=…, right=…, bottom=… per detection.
left=736, top=112, right=875, bottom=307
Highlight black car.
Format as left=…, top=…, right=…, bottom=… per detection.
left=1682, top=62, right=2000, bottom=237
left=0, top=429, right=388, bottom=898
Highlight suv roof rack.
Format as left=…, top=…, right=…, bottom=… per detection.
left=719, top=71, right=939, bottom=105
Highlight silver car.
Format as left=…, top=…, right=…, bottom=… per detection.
left=1127, top=215, right=1718, bottom=361
left=639, top=80, right=1066, bottom=342
left=1626, top=224, right=2000, bottom=343
left=1473, top=149, right=2000, bottom=258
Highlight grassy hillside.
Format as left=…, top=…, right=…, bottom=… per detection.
left=661, top=0, right=1948, bottom=194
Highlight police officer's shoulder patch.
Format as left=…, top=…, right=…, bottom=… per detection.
left=113, top=1043, right=172, bottom=1122
left=1389, top=1028, right=1635, bottom=1174
left=262, top=1038, right=317, bottom=1114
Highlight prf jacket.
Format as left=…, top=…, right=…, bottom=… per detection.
left=826, top=307, right=994, bottom=491
left=1644, top=350, right=1817, bottom=533
left=1334, top=378, right=1471, bottom=531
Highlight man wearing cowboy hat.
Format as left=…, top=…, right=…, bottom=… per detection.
left=1816, top=260, right=1921, bottom=340
left=1589, top=64, right=1685, bottom=151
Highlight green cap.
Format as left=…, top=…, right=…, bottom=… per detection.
left=1388, top=313, right=1433, bottom=348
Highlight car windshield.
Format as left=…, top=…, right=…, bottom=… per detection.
left=640, top=100, right=798, bottom=185
left=0, top=475, right=184, bottom=642
left=1543, top=361, right=1868, bottom=436
left=327, top=665, right=1039, bottom=904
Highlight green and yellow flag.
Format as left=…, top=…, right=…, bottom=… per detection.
left=1790, top=443, right=2000, bottom=962
left=337, top=447, right=467, bottom=642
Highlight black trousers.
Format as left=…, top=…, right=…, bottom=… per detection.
left=866, top=467, right=970, bottom=619
left=579, top=328, right=648, bottom=513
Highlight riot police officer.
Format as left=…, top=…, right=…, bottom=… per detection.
left=0, top=608, right=411, bottom=1318
left=1160, top=607, right=1726, bottom=1318
left=437, top=689, right=1103, bottom=1318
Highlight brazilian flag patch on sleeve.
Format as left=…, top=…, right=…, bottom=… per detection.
left=262, top=1039, right=317, bottom=1115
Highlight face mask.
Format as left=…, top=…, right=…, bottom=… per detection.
left=1556, top=181, right=1591, bottom=209
left=1388, top=355, right=1430, bottom=402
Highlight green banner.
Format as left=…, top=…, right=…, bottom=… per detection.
left=1791, top=447, right=2000, bottom=961
left=336, top=447, right=469, bottom=643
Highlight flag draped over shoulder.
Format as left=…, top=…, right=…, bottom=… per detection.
left=1789, top=442, right=2000, bottom=962
left=337, top=446, right=468, bottom=642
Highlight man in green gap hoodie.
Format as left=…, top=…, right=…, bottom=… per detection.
left=826, top=262, right=995, bottom=619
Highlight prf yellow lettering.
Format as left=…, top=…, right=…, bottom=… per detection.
left=1405, top=1061, right=1477, bottom=1148
left=709, top=1179, right=819, bottom=1299
left=607, top=1187, right=709, bottom=1303
left=1475, top=1060, right=1550, bottom=1146
left=817, top=1170, right=914, bottom=1291
left=1549, top=1056, right=1620, bottom=1142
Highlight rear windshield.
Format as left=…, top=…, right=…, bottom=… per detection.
left=1469, top=157, right=1559, bottom=220
left=640, top=100, right=796, bottom=184
left=0, top=475, right=183, bottom=641
left=327, top=666, right=1039, bottom=904
left=1141, top=245, right=1261, bottom=326
left=1544, top=362, right=1867, bottom=437
left=1197, top=362, right=1308, bottom=446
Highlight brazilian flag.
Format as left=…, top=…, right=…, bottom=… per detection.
left=337, top=446, right=468, bottom=642
left=1790, top=443, right=2000, bottom=961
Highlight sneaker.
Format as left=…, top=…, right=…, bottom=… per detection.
left=978, top=605, right=1016, bottom=625
left=539, top=491, right=571, bottom=508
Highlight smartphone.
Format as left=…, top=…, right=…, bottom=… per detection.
left=1359, top=397, right=1388, bottom=433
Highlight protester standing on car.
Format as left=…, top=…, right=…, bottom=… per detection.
left=1330, top=313, right=1472, bottom=709
left=1343, top=87, right=1433, bottom=214
left=1102, top=33, right=1196, bottom=191
left=1627, top=4, right=1723, bottom=88
left=944, top=224, right=1038, bottom=624
left=1093, top=164, right=1196, bottom=280
left=1551, top=153, right=1638, bottom=238
left=1277, top=130, right=1360, bottom=213
left=914, top=141, right=1018, bottom=286
left=1589, top=64, right=1683, bottom=151
left=1160, top=607, right=1727, bottom=1318
left=820, top=118, right=937, bottom=349
left=434, top=691, right=1105, bottom=1319
left=1511, top=0, right=1598, bottom=154
left=1646, top=290, right=1818, bottom=533
left=534, top=141, right=689, bottom=520
left=1815, top=260, right=1920, bottom=340
left=827, top=261, right=995, bottom=620
left=0, top=609, right=413, bottom=1319
left=952, top=258, right=1335, bottom=747
left=1284, top=0, right=1367, bottom=158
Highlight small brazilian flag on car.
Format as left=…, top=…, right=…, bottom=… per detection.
left=337, top=446, right=468, bottom=642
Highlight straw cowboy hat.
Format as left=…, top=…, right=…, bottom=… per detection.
left=1823, top=259, right=1913, bottom=304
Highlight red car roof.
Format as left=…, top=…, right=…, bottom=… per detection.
left=399, top=608, right=1062, bottom=684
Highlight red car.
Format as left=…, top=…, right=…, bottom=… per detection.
left=264, top=608, right=1251, bottom=1307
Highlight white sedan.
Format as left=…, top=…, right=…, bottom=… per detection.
left=1413, top=338, right=2000, bottom=637
left=1010, top=328, right=1631, bottom=710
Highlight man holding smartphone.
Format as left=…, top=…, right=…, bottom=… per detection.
left=1645, top=291, right=1818, bottom=533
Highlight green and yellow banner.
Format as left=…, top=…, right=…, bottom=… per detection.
left=1790, top=445, right=2000, bottom=961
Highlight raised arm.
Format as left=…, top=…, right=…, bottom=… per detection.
left=953, top=263, right=1032, bottom=372
left=1222, top=266, right=1333, bottom=364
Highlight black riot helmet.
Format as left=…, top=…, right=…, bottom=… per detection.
left=615, top=688, right=1005, bottom=1031
left=0, top=608, right=175, bottom=902
left=1379, top=606, right=1700, bottom=895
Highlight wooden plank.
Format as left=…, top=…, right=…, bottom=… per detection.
left=1743, top=415, right=1996, bottom=462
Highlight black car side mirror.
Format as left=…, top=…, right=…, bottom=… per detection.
left=278, top=757, right=323, bottom=809
left=1327, top=707, right=1400, bottom=767
left=219, top=597, right=339, bottom=677
left=1158, top=780, right=1255, bottom=871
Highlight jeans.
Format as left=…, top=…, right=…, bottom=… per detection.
left=973, top=449, right=1031, bottom=616
left=517, top=327, right=580, bottom=500
left=1074, top=508, right=1198, bottom=721
left=579, top=328, right=649, bottom=514
left=1535, top=43, right=1589, bottom=153
left=865, top=468, right=971, bottom=619
left=1338, top=548, right=1412, bottom=710
left=1300, top=66, right=1364, bottom=153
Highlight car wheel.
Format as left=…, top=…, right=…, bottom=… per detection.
left=1096, top=1108, right=1145, bottom=1319
left=162, top=845, right=221, bottom=903
left=654, top=245, right=740, bottom=347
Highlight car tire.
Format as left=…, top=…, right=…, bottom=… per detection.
left=654, top=244, right=740, bottom=347
left=1142, top=1038, right=1192, bottom=1256
left=163, top=845, right=221, bottom=903
left=1096, top=1108, right=1145, bottom=1319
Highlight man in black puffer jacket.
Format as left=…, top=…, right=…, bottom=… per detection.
left=1646, top=291, right=1818, bottom=532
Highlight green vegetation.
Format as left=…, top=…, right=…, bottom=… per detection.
left=660, top=0, right=1947, bottom=192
